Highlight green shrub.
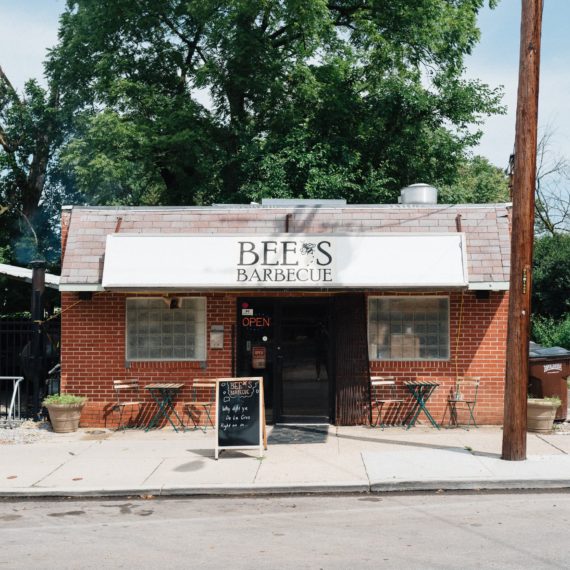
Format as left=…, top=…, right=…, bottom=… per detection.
left=42, top=394, right=87, bottom=406
left=531, top=314, right=570, bottom=350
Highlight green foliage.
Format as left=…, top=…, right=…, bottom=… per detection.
left=0, top=77, right=66, bottom=252
left=48, top=0, right=504, bottom=206
left=42, top=393, right=87, bottom=407
left=531, top=315, right=570, bottom=351
left=527, top=395, right=561, bottom=407
left=532, top=234, right=570, bottom=320
left=0, top=69, right=72, bottom=312
left=439, top=155, right=510, bottom=203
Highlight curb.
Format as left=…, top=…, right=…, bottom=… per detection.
left=370, top=479, right=570, bottom=492
left=2, top=479, right=570, bottom=498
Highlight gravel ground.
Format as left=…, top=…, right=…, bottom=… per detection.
left=0, top=420, right=53, bottom=445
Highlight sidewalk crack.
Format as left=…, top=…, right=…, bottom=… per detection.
left=31, top=462, right=66, bottom=487
left=141, top=458, right=166, bottom=485
left=360, top=452, right=372, bottom=492
left=252, top=457, right=263, bottom=484
left=31, top=441, right=99, bottom=487
left=536, top=434, right=568, bottom=455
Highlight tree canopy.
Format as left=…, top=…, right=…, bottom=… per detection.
left=48, top=0, right=504, bottom=206
left=532, top=233, right=570, bottom=320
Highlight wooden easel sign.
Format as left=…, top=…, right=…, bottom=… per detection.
left=214, top=377, right=267, bottom=460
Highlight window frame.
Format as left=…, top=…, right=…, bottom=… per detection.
left=367, top=295, right=450, bottom=362
left=125, top=296, right=207, bottom=362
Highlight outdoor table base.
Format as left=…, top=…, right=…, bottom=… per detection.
left=403, top=381, right=440, bottom=430
left=145, top=383, right=185, bottom=432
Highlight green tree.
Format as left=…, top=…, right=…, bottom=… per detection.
left=532, top=233, right=570, bottom=320
left=0, top=65, right=64, bottom=256
left=0, top=64, right=71, bottom=312
left=439, top=155, right=509, bottom=204
left=49, top=0, right=504, bottom=206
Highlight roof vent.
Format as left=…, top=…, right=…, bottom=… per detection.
left=399, top=183, right=438, bottom=205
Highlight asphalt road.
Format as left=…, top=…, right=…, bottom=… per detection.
left=2, top=492, right=569, bottom=569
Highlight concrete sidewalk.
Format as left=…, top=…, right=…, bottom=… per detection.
left=1, top=423, right=570, bottom=497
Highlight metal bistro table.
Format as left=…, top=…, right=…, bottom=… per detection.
left=403, top=380, right=440, bottom=430
left=145, top=383, right=185, bottom=432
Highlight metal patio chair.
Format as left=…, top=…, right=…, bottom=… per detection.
left=112, top=379, right=144, bottom=429
left=448, top=376, right=480, bottom=429
left=370, top=376, right=403, bottom=428
left=185, top=379, right=216, bottom=432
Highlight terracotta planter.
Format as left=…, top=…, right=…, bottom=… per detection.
left=46, top=403, right=85, bottom=433
left=527, top=398, right=560, bottom=434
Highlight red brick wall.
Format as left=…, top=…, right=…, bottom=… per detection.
left=60, top=289, right=508, bottom=427
left=368, top=291, right=508, bottom=426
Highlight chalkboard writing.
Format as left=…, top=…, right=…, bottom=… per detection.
left=215, top=377, right=265, bottom=459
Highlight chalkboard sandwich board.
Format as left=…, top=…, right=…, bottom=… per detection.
left=215, top=377, right=267, bottom=459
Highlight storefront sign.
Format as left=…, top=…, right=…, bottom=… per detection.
left=237, top=239, right=333, bottom=284
left=102, top=233, right=468, bottom=289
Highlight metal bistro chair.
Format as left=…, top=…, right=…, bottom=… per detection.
left=185, top=379, right=216, bottom=432
left=112, top=379, right=144, bottom=430
left=448, top=376, right=480, bottom=429
left=370, top=376, right=403, bottom=428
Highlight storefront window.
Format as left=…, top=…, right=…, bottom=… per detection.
left=126, top=298, right=206, bottom=361
left=368, top=297, right=449, bottom=361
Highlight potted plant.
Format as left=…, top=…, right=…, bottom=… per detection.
left=527, top=396, right=561, bottom=434
left=43, top=394, right=87, bottom=433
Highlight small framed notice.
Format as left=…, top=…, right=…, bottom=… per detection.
left=214, top=377, right=267, bottom=459
left=210, top=325, right=224, bottom=349
left=251, top=346, right=266, bottom=369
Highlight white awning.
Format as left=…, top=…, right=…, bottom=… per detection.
left=101, top=233, right=468, bottom=289
left=0, top=263, right=60, bottom=290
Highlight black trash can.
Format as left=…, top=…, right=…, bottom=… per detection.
left=529, top=342, right=570, bottom=422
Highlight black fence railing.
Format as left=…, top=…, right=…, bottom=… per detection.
left=0, top=318, right=60, bottom=420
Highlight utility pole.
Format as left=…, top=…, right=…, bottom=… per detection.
left=502, top=0, right=543, bottom=461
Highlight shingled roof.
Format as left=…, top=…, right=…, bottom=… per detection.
left=60, top=203, right=511, bottom=290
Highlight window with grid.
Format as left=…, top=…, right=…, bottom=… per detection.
left=368, top=297, right=449, bottom=361
left=126, top=298, right=206, bottom=361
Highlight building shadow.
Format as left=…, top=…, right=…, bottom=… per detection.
left=334, top=430, right=501, bottom=459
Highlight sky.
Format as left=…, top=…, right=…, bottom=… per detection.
left=0, top=0, right=569, bottom=172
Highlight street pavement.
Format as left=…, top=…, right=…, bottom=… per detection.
left=1, top=423, right=570, bottom=497
left=3, top=493, right=570, bottom=569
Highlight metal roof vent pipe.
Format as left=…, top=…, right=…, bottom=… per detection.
left=398, top=183, right=438, bottom=205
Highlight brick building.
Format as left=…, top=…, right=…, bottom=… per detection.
left=59, top=197, right=511, bottom=428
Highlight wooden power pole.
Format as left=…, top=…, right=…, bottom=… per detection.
left=502, top=0, right=543, bottom=461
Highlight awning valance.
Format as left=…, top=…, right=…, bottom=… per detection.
left=101, top=233, right=468, bottom=289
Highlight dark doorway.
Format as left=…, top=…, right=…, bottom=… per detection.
left=236, top=298, right=333, bottom=424
left=278, top=300, right=331, bottom=423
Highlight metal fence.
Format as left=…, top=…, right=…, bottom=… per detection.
left=0, top=318, right=60, bottom=421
